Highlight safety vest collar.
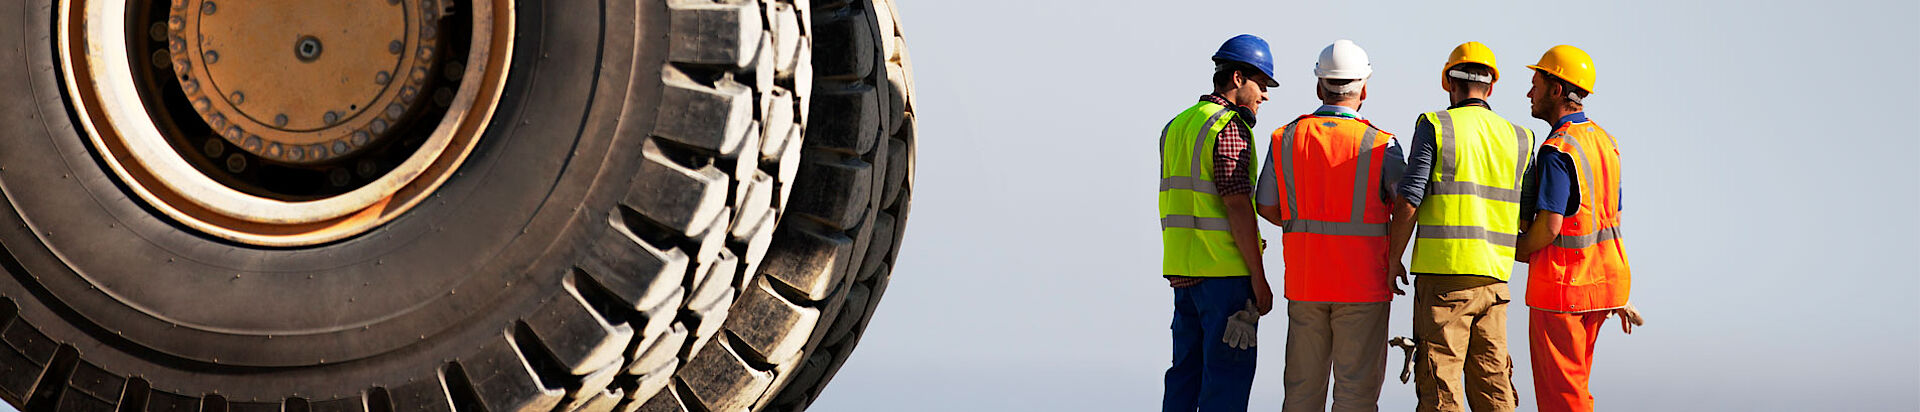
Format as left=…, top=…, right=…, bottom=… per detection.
left=1448, top=97, right=1491, bottom=110
left=1552, top=111, right=1589, bottom=130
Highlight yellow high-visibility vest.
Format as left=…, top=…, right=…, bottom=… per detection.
left=1409, top=106, right=1534, bottom=281
left=1160, top=101, right=1259, bottom=277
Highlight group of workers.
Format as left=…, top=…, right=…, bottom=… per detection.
left=1158, top=34, right=1642, bottom=412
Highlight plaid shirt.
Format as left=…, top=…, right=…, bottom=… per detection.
left=1200, top=95, right=1255, bottom=197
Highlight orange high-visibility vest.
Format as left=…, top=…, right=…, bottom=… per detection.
left=1271, top=115, right=1394, bottom=303
left=1527, top=120, right=1631, bottom=313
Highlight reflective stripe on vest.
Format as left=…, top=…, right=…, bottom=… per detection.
left=1409, top=106, right=1534, bottom=281
left=1159, top=101, right=1258, bottom=277
left=1279, top=124, right=1388, bottom=236
left=1527, top=121, right=1631, bottom=313
left=1272, top=115, right=1394, bottom=303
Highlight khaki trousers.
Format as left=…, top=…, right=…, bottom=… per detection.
left=1283, top=301, right=1389, bottom=412
left=1412, top=278, right=1516, bottom=412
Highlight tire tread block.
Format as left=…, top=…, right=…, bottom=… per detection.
left=857, top=211, right=896, bottom=281
left=666, top=0, right=763, bottom=68
left=0, top=319, right=57, bottom=402
left=141, top=390, right=200, bottom=412
left=52, top=361, right=123, bottom=412
left=624, top=144, right=730, bottom=238
left=458, top=335, right=564, bottom=412
left=821, top=283, right=870, bottom=346
left=570, top=388, right=623, bottom=412
left=561, top=359, right=624, bottom=412
left=626, top=361, right=674, bottom=407
left=656, top=72, right=753, bottom=157
left=632, top=387, right=687, bottom=412
left=524, top=283, right=634, bottom=375
left=675, top=336, right=770, bottom=412
left=881, top=136, right=907, bottom=208
left=758, top=225, right=853, bottom=302
left=387, top=377, right=456, bottom=412
left=627, top=323, right=687, bottom=376
left=580, top=226, right=690, bottom=313
left=721, top=281, right=819, bottom=365
left=808, top=7, right=875, bottom=80
left=788, top=156, right=873, bottom=230
left=803, top=84, right=878, bottom=155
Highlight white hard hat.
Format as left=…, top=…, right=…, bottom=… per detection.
left=1314, top=39, right=1372, bottom=80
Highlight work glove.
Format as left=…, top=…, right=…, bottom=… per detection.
left=1221, top=299, right=1260, bottom=350
left=1612, top=303, right=1645, bottom=334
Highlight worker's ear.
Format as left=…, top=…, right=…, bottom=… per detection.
left=1359, top=84, right=1368, bottom=101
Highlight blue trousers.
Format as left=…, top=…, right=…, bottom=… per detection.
left=1163, top=276, right=1257, bottom=412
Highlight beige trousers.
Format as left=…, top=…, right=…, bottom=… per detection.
left=1283, top=301, right=1390, bottom=412
left=1412, top=278, right=1516, bottom=412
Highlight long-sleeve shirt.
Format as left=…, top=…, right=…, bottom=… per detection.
left=1200, top=94, right=1255, bottom=197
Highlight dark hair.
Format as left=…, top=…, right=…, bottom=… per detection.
left=1447, top=63, right=1495, bottom=94
left=1542, top=73, right=1589, bottom=107
left=1212, top=61, right=1258, bottom=90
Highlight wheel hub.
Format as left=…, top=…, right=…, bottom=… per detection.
left=59, top=0, right=515, bottom=246
left=168, top=0, right=438, bottom=165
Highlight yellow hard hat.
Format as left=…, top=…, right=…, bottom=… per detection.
left=1527, top=45, right=1596, bottom=94
left=1441, top=42, right=1498, bottom=92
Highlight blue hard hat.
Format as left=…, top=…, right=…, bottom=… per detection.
left=1212, top=34, right=1279, bottom=87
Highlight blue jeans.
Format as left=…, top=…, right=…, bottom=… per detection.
left=1164, top=276, right=1257, bottom=412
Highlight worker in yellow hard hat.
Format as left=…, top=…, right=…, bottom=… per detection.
left=1386, top=41, right=1534, bottom=412
left=1515, top=44, right=1644, bottom=412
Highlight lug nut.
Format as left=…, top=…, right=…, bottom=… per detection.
left=225, top=154, right=246, bottom=173
left=203, top=139, right=225, bottom=158
left=329, top=169, right=351, bottom=187
left=151, top=50, right=171, bottom=69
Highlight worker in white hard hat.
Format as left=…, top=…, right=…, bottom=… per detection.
left=1255, top=39, right=1404, bottom=412
left=1385, top=42, right=1535, bottom=412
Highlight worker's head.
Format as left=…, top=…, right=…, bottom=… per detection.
left=1445, top=63, right=1496, bottom=102
left=1211, top=34, right=1278, bottom=112
left=1525, top=45, right=1596, bottom=121
left=1212, top=61, right=1272, bottom=113
left=1313, top=40, right=1372, bottom=109
left=1441, top=42, right=1499, bottom=103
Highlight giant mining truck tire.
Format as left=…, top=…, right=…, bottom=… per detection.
left=0, top=0, right=913, bottom=410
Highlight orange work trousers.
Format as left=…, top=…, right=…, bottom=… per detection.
left=1527, top=309, right=1609, bottom=412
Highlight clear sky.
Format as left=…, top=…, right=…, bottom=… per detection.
left=810, top=0, right=1920, bottom=410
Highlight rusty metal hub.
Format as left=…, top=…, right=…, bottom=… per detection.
left=59, top=0, right=515, bottom=246
left=168, top=0, right=438, bottom=165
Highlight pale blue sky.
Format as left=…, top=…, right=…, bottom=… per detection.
left=811, top=0, right=1920, bottom=410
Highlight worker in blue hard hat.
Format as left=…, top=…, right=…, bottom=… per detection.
left=1159, top=33, right=1276, bottom=412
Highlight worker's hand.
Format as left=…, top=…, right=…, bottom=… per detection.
left=1167, top=277, right=1201, bottom=289
left=1221, top=300, right=1260, bottom=350
left=1252, top=279, right=1274, bottom=316
left=1612, top=303, right=1644, bottom=334
left=1387, top=259, right=1409, bottom=296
